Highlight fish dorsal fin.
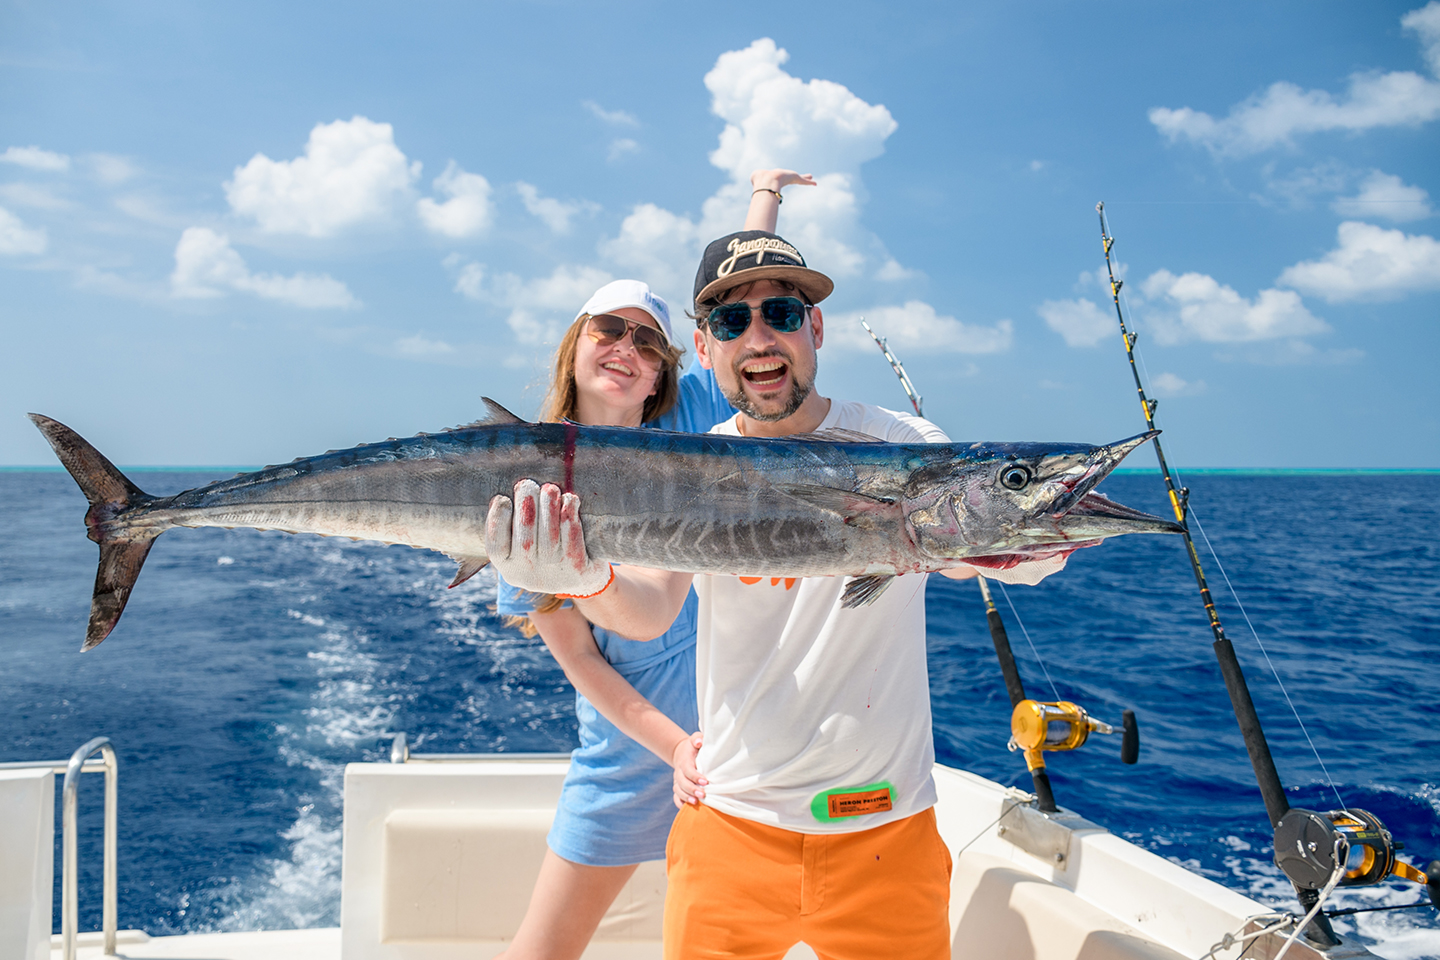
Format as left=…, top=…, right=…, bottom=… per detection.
left=481, top=397, right=528, bottom=424
left=448, top=557, right=488, bottom=588
left=449, top=398, right=529, bottom=431
left=782, top=428, right=884, bottom=444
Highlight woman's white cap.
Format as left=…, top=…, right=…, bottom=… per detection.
left=576, top=279, right=675, bottom=347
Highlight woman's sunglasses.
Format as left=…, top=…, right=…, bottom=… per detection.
left=706, top=296, right=810, bottom=342
left=586, top=314, right=670, bottom=364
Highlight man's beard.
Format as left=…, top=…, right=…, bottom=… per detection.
left=721, top=352, right=815, bottom=422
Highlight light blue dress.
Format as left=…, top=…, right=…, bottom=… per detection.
left=495, top=364, right=734, bottom=866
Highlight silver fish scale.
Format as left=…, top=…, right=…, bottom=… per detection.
left=118, top=424, right=927, bottom=577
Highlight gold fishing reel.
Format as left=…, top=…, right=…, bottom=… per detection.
left=1008, top=699, right=1139, bottom=772
left=1275, top=807, right=1440, bottom=906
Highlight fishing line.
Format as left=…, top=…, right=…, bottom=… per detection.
left=995, top=580, right=1062, bottom=702
left=1105, top=201, right=1347, bottom=809
left=1184, top=502, right=1348, bottom=811
left=953, top=802, right=1022, bottom=859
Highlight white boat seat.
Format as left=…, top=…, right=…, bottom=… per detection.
left=951, top=852, right=1188, bottom=960
left=380, top=808, right=666, bottom=943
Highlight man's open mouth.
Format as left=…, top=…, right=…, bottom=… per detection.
left=741, top=359, right=789, bottom=387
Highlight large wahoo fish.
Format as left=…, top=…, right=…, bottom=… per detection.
left=30, top=400, right=1183, bottom=650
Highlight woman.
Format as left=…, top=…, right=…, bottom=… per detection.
left=494, top=169, right=814, bottom=960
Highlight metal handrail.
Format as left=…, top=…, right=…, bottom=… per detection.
left=0, top=740, right=118, bottom=959
left=65, top=737, right=117, bottom=960
left=387, top=733, right=568, bottom=763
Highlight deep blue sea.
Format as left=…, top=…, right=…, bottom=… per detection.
left=2, top=468, right=1437, bottom=957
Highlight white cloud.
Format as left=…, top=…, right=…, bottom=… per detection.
left=1332, top=170, right=1433, bottom=222
left=225, top=116, right=419, bottom=237
left=1140, top=269, right=1328, bottom=343
left=88, top=153, right=137, bottom=184
left=1277, top=220, right=1440, bottom=302
left=589, top=38, right=909, bottom=314
left=452, top=260, right=485, bottom=300
left=416, top=161, right=493, bottom=238
left=516, top=182, right=594, bottom=234
left=875, top=258, right=920, bottom=281
left=607, top=138, right=640, bottom=162
left=583, top=101, right=639, bottom=127
left=599, top=203, right=704, bottom=298
left=0, top=205, right=47, bottom=254
left=825, top=302, right=1012, bottom=354
left=393, top=334, right=456, bottom=358
left=706, top=39, right=896, bottom=179
left=0, top=182, right=70, bottom=210
left=452, top=259, right=612, bottom=344
left=1, top=146, right=70, bottom=171
left=1149, top=3, right=1440, bottom=156
left=1408, top=0, right=1440, bottom=74
left=1150, top=372, right=1206, bottom=397
left=1038, top=298, right=1113, bottom=347
left=170, top=227, right=358, bottom=308
left=1215, top=340, right=1365, bottom=366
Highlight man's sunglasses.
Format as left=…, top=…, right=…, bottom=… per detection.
left=586, top=314, right=670, bottom=364
left=705, top=296, right=810, bottom=342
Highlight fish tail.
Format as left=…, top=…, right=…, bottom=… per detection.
left=28, top=414, right=163, bottom=650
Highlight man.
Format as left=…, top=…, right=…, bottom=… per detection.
left=489, top=230, right=996, bottom=959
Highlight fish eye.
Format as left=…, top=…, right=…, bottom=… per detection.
left=999, top=465, right=1032, bottom=490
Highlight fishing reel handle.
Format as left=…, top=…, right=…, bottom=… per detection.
left=1121, top=709, right=1140, bottom=765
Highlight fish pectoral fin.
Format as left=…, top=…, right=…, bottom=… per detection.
left=841, top=574, right=895, bottom=608
left=449, top=557, right=489, bottom=588
left=784, top=428, right=884, bottom=443
left=774, top=484, right=900, bottom=526
left=447, top=398, right=529, bottom=431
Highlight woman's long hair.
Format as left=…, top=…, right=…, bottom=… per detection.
left=537, top=314, right=684, bottom=423
left=505, top=312, right=685, bottom=634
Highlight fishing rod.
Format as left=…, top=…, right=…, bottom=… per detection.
left=975, top=575, right=1138, bottom=813
left=861, top=318, right=1136, bottom=813
left=1095, top=202, right=1440, bottom=943
left=860, top=319, right=924, bottom=417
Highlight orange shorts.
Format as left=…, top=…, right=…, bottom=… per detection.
left=663, top=804, right=952, bottom=960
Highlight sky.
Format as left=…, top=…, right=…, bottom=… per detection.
left=2, top=1, right=1437, bottom=468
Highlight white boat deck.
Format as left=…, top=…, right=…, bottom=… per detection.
left=8, top=757, right=1360, bottom=960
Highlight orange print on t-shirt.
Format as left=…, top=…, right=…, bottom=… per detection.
left=737, top=576, right=798, bottom=590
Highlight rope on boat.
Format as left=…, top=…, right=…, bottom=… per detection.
left=1272, top=838, right=1347, bottom=960
left=1194, top=913, right=1292, bottom=960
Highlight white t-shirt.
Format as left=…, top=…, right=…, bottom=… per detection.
left=694, top=401, right=947, bottom=833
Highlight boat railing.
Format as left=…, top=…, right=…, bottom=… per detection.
left=387, top=732, right=568, bottom=763
left=0, top=736, right=119, bottom=960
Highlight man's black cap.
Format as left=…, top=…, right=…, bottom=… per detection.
left=693, top=230, right=834, bottom=308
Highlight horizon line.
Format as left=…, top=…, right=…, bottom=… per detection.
left=3, top=466, right=1439, bottom=477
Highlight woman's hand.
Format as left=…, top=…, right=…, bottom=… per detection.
left=750, top=168, right=817, bottom=193
left=671, top=732, right=707, bottom=808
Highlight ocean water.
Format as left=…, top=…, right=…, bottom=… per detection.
left=1, top=468, right=1437, bottom=956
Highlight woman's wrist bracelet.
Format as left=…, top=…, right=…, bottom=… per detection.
left=752, top=187, right=783, bottom=204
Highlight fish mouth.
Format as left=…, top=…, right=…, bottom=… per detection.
left=1061, top=491, right=1186, bottom=537
left=1043, top=431, right=1184, bottom=536
left=1044, top=431, right=1158, bottom=517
